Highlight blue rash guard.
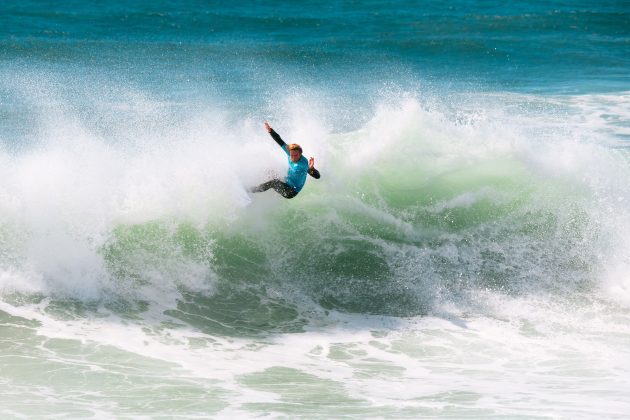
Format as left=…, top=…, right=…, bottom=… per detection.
left=281, top=144, right=309, bottom=192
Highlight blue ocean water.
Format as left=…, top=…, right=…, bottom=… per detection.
left=2, top=0, right=628, bottom=100
left=1, top=1, right=630, bottom=418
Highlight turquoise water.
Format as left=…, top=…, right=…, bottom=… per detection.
left=1, top=1, right=630, bottom=418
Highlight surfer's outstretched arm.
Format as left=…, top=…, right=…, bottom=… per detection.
left=265, top=122, right=285, bottom=148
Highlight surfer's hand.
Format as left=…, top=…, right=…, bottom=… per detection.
left=264, top=122, right=272, bottom=133
left=308, top=157, right=315, bottom=169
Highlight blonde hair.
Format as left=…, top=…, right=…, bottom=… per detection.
left=287, top=143, right=302, bottom=154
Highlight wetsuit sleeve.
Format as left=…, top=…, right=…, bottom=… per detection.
left=268, top=129, right=286, bottom=148
left=308, top=167, right=320, bottom=179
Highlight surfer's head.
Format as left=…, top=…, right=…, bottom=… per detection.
left=288, top=143, right=302, bottom=162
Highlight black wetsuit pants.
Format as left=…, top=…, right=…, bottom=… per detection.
left=250, top=179, right=298, bottom=199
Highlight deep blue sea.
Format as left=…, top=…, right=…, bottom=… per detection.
left=1, top=1, right=630, bottom=418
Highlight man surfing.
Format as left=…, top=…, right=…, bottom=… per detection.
left=249, top=122, right=320, bottom=199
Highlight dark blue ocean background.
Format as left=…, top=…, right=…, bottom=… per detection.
left=1, top=0, right=628, bottom=104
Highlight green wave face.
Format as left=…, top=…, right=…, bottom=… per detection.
left=94, top=100, right=620, bottom=326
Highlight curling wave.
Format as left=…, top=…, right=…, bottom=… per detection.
left=0, top=85, right=629, bottom=327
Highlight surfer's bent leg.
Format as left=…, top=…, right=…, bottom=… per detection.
left=250, top=179, right=298, bottom=199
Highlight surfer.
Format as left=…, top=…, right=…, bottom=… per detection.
left=249, top=122, right=320, bottom=199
